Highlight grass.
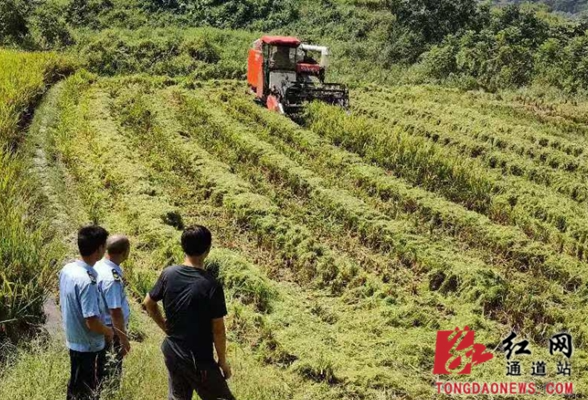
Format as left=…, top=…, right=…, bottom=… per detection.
left=355, top=92, right=588, bottom=203
left=25, top=75, right=423, bottom=398
left=4, top=46, right=588, bottom=398
left=0, top=304, right=303, bottom=400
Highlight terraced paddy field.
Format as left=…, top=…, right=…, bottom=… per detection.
left=3, top=59, right=588, bottom=399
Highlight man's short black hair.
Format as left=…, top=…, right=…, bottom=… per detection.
left=78, top=225, right=109, bottom=257
left=181, top=226, right=212, bottom=257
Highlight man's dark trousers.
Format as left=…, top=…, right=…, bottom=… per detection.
left=67, top=349, right=106, bottom=400
left=163, top=340, right=235, bottom=400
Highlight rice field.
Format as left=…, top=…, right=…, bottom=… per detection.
left=0, top=50, right=73, bottom=345
left=2, top=56, right=588, bottom=398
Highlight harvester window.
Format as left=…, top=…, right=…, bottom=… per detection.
left=269, top=46, right=297, bottom=70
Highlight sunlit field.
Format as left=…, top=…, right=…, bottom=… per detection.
left=2, top=59, right=588, bottom=397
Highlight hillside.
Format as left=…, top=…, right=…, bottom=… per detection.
left=2, top=0, right=588, bottom=91
left=495, top=0, right=588, bottom=13
left=1, top=1, right=588, bottom=400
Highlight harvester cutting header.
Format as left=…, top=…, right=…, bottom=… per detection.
left=247, top=36, right=349, bottom=115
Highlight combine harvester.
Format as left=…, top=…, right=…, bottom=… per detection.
left=247, top=35, right=349, bottom=116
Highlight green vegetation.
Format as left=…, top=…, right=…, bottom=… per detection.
left=3, top=0, right=588, bottom=399
left=496, top=0, right=588, bottom=14
left=1, top=0, right=588, bottom=90
left=419, top=4, right=588, bottom=92
left=3, top=70, right=587, bottom=398
left=0, top=50, right=73, bottom=345
left=76, top=27, right=254, bottom=78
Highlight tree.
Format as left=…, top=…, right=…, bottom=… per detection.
left=68, top=0, right=114, bottom=28
left=29, top=1, right=73, bottom=49
left=387, top=0, right=481, bottom=43
left=493, top=4, right=550, bottom=45
left=494, top=1, right=588, bottom=14
left=0, top=0, right=32, bottom=45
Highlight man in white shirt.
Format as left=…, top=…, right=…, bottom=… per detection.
left=95, top=235, right=131, bottom=383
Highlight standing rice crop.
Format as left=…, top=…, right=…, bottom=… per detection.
left=0, top=50, right=73, bottom=345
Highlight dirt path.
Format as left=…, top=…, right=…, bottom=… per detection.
left=42, top=297, right=63, bottom=339
left=29, top=83, right=78, bottom=340
left=30, top=81, right=86, bottom=239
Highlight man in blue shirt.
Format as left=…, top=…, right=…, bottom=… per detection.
left=95, top=234, right=131, bottom=383
left=60, top=226, right=114, bottom=400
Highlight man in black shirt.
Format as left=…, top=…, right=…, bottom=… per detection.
left=143, top=226, right=235, bottom=400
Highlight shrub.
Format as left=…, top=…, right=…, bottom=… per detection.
left=29, top=1, right=74, bottom=50
left=535, top=34, right=588, bottom=92
left=387, top=0, right=481, bottom=43
left=180, top=36, right=220, bottom=63
left=0, top=0, right=31, bottom=45
left=67, top=0, right=114, bottom=28
left=419, top=40, right=459, bottom=79
left=77, top=28, right=246, bottom=77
